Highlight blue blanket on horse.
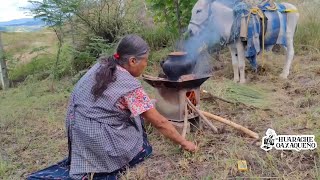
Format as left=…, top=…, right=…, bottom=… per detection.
left=245, top=3, right=288, bottom=69
left=259, top=2, right=287, bottom=13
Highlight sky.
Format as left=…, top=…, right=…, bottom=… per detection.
left=0, top=0, right=33, bottom=22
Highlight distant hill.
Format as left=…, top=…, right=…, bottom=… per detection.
left=0, top=18, right=46, bottom=32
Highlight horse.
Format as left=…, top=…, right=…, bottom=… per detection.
left=187, top=0, right=299, bottom=83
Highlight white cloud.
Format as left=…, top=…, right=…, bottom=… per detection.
left=0, top=0, right=34, bottom=22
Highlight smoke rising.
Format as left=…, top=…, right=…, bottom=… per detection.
left=182, top=26, right=221, bottom=76
left=181, top=0, right=240, bottom=77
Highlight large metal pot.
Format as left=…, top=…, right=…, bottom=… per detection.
left=161, top=52, right=196, bottom=81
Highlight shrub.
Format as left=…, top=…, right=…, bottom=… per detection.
left=9, top=55, right=54, bottom=82
left=138, top=26, right=178, bottom=51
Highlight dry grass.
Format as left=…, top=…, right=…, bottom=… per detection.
left=132, top=52, right=320, bottom=179
left=2, top=30, right=57, bottom=64
left=0, top=79, right=71, bottom=179
left=1, top=52, right=319, bottom=179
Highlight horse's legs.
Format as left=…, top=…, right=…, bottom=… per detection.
left=280, top=34, right=295, bottom=79
left=236, top=40, right=246, bottom=84
left=229, top=44, right=239, bottom=83
left=280, top=6, right=299, bottom=79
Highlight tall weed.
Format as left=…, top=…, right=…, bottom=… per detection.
left=292, top=0, right=320, bottom=54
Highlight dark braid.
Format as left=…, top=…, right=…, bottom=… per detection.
left=91, top=35, right=149, bottom=101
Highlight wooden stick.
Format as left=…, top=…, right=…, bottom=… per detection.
left=200, top=110, right=259, bottom=139
left=182, top=103, right=188, bottom=138
left=186, top=99, right=219, bottom=133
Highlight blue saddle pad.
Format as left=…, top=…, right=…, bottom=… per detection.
left=27, top=158, right=72, bottom=180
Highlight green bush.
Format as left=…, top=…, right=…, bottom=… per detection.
left=9, top=55, right=54, bottom=82
left=53, top=45, right=75, bottom=79
left=145, top=47, right=172, bottom=74
left=72, top=51, right=96, bottom=72
left=138, top=26, right=178, bottom=50
left=8, top=44, right=76, bottom=82
left=71, top=35, right=115, bottom=72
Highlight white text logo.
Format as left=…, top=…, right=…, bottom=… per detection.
left=261, top=129, right=317, bottom=151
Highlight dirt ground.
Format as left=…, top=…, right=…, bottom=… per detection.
left=125, top=52, right=320, bottom=179
left=0, top=52, right=319, bottom=179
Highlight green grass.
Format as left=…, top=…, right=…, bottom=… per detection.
left=294, top=1, right=320, bottom=55
left=0, top=79, right=72, bottom=179
left=224, top=82, right=270, bottom=108
left=274, top=0, right=320, bottom=55
left=201, top=79, right=271, bottom=109
left=0, top=155, right=13, bottom=178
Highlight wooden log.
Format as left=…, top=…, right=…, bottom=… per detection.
left=182, top=103, right=188, bottom=138
left=200, top=110, right=259, bottom=139
left=186, top=99, right=219, bottom=133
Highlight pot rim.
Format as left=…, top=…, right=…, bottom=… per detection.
left=168, top=51, right=187, bottom=56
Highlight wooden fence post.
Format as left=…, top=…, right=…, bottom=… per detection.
left=0, top=32, right=10, bottom=90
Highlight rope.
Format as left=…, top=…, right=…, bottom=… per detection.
left=261, top=0, right=299, bottom=13
left=246, top=7, right=266, bottom=67
left=284, top=9, right=299, bottom=13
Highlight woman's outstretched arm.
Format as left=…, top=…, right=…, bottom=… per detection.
left=142, top=108, right=197, bottom=152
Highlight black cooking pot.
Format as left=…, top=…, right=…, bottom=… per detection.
left=161, top=52, right=196, bottom=81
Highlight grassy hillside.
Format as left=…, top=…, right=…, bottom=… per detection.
left=1, top=31, right=72, bottom=83
left=2, top=31, right=56, bottom=57
left=1, top=54, right=320, bottom=179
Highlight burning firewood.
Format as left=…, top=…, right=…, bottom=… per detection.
left=186, top=99, right=219, bottom=133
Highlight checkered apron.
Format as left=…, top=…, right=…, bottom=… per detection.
left=66, top=63, right=144, bottom=178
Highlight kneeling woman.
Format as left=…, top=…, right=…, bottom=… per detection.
left=66, top=35, right=197, bottom=179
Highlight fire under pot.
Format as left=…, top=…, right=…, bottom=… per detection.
left=142, top=74, right=211, bottom=130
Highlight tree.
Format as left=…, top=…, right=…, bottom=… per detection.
left=28, top=0, right=78, bottom=79
left=28, top=0, right=150, bottom=74
left=64, top=0, right=147, bottom=69
left=72, top=0, right=141, bottom=43
left=146, top=0, right=197, bottom=36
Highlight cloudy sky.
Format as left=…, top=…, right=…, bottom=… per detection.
left=0, top=0, right=33, bottom=22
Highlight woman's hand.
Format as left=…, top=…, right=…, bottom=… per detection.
left=181, top=140, right=197, bottom=152
left=142, top=108, right=198, bottom=152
